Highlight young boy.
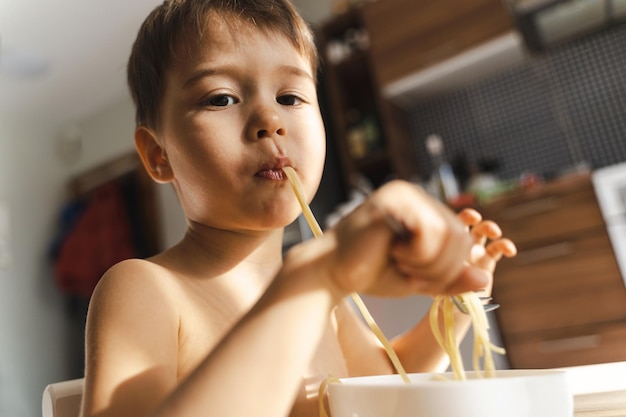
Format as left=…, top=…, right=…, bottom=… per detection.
left=80, top=1, right=516, bottom=416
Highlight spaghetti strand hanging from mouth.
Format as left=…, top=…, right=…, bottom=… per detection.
left=282, top=166, right=410, bottom=383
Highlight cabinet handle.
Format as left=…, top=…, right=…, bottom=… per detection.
left=537, top=334, right=601, bottom=353
left=501, top=197, right=560, bottom=220
left=513, top=242, right=574, bottom=265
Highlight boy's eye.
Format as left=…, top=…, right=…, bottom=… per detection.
left=277, top=94, right=303, bottom=106
left=203, top=94, right=238, bottom=107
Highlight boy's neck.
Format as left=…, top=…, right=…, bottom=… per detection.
left=163, top=224, right=285, bottom=280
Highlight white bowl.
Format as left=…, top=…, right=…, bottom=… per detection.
left=327, top=369, right=573, bottom=417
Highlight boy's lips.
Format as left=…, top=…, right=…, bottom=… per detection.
left=255, top=157, right=292, bottom=180
left=255, top=168, right=287, bottom=180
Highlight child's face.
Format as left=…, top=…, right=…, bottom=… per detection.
left=156, top=14, right=326, bottom=232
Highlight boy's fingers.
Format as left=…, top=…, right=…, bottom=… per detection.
left=470, top=220, right=502, bottom=244
left=457, top=208, right=482, bottom=228
left=485, top=239, right=517, bottom=260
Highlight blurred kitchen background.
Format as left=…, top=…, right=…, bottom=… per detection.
left=2, top=1, right=626, bottom=415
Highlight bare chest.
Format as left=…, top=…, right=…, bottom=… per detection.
left=175, top=280, right=262, bottom=379
left=173, top=282, right=349, bottom=415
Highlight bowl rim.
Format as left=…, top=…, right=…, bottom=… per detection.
left=332, top=369, right=569, bottom=388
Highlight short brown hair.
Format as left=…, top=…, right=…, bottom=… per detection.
left=127, top=0, right=319, bottom=130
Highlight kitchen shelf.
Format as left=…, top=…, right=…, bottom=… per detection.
left=317, top=7, right=413, bottom=189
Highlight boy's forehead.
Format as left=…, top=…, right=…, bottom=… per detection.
left=199, top=13, right=265, bottom=51
left=173, top=13, right=312, bottom=73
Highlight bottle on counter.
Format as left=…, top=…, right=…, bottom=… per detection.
left=425, top=134, right=460, bottom=204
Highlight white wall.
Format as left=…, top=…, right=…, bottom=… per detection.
left=0, top=96, right=186, bottom=417
left=0, top=114, right=73, bottom=417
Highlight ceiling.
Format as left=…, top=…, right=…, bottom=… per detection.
left=0, top=0, right=330, bottom=126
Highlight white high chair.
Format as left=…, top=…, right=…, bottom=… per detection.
left=42, top=378, right=84, bottom=417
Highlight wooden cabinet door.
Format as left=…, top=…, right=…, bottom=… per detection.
left=361, top=0, right=514, bottom=86
left=493, top=231, right=626, bottom=335
left=481, top=178, right=605, bottom=247
left=480, top=175, right=626, bottom=368
left=506, top=321, right=626, bottom=368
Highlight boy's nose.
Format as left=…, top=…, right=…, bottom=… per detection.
left=248, top=105, right=286, bottom=140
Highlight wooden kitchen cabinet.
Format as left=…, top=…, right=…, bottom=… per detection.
left=316, top=0, right=515, bottom=190
left=481, top=174, right=626, bottom=368
left=360, top=0, right=515, bottom=88
left=317, top=8, right=414, bottom=189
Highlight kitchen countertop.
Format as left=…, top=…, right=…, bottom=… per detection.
left=561, top=361, right=626, bottom=416
left=575, top=390, right=626, bottom=416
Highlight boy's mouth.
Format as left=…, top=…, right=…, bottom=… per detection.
left=255, top=168, right=286, bottom=180
left=255, top=157, right=292, bottom=180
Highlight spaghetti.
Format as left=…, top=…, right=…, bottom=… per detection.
left=282, top=167, right=409, bottom=383
left=430, top=293, right=505, bottom=380
left=281, top=167, right=503, bottom=413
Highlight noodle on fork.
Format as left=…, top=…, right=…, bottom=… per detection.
left=282, top=167, right=504, bottom=386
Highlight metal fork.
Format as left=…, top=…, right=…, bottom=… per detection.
left=452, top=295, right=500, bottom=315
left=356, top=184, right=500, bottom=315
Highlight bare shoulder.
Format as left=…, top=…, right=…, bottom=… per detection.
left=87, top=258, right=182, bottom=337
left=83, top=259, right=183, bottom=417
left=92, top=258, right=179, bottom=301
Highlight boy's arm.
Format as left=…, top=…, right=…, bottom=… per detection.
left=390, top=304, right=472, bottom=372
left=81, top=260, right=180, bottom=417
left=334, top=299, right=396, bottom=377
left=332, top=280, right=474, bottom=375
left=82, top=246, right=345, bottom=417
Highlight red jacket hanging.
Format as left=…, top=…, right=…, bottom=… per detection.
left=54, top=182, right=137, bottom=298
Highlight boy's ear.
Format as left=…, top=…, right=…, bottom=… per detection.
left=135, top=127, right=174, bottom=183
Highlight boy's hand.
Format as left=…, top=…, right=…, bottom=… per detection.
left=326, top=181, right=494, bottom=298
left=456, top=208, right=517, bottom=294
